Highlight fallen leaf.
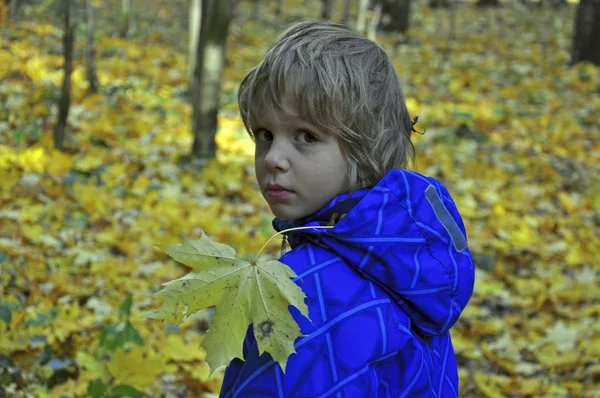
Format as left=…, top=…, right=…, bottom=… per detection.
left=545, top=320, right=579, bottom=353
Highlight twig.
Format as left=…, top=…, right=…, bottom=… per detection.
left=254, top=226, right=334, bottom=262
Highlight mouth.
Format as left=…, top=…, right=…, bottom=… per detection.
left=265, top=184, right=294, bottom=199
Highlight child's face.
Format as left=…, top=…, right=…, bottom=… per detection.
left=254, top=100, right=350, bottom=221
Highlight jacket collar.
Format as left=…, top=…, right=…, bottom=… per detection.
left=272, top=189, right=369, bottom=249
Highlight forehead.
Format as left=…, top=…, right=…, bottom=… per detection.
left=249, top=90, right=312, bottom=127
left=242, top=61, right=334, bottom=135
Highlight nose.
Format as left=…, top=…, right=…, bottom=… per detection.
left=264, top=139, right=290, bottom=172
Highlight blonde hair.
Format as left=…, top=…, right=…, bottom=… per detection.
left=238, top=19, right=414, bottom=189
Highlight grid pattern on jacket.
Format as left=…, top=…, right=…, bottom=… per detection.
left=219, top=169, right=474, bottom=398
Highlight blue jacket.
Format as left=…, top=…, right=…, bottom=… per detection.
left=220, top=169, right=475, bottom=397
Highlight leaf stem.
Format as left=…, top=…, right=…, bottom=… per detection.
left=254, top=225, right=334, bottom=262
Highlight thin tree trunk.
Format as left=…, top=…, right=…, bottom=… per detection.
left=120, top=0, right=131, bottom=37
left=438, top=0, right=456, bottom=71
left=342, top=0, right=353, bottom=25
left=86, top=0, right=98, bottom=93
left=191, top=0, right=209, bottom=157
left=252, top=0, right=259, bottom=19
left=322, top=0, right=336, bottom=20
left=572, top=0, right=600, bottom=66
left=54, top=0, right=75, bottom=150
left=367, top=2, right=382, bottom=40
left=191, top=0, right=235, bottom=159
left=356, top=0, right=369, bottom=33
left=188, top=0, right=201, bottom=90
left=275, top=0, right=283, bottom=16
left=8, top=0, right=19, bottom=20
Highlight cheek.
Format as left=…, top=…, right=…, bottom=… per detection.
left=254, top=154, right=264, bottom=183
left=308, top=166, right=343, bottom=192
left=255, top=147, right=265, bottom=168
left=254, top=146, right=262, bottom=162
left=327, top=153, right=349, bottom=186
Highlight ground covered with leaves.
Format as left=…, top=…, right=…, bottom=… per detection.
left=0, top=0, right=599, bottom=396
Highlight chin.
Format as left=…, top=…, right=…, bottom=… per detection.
left=271, top=207, right=305, bottom=221
left=272, top=211, right=295, bottom=221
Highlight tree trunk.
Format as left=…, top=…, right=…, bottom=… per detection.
left=188, top=0, right=201, bottom=90
left=119, top=0, right=131, bottom=37
left=437, top=0, right=456, bottom=70
left=342, top=0, right=353, bottom=24
left=275, top=0, right=283, bottom=16
left=322, top=0, right=336, bottom=20
left=86, top=0, right=98, bottom=93
left=8, top=0, right=18, bottom=20
left=191, top=0, right=235, bottom=159
left=429, top=0, right=449, bottom=9
left=252, top=0, right=259, bottom=19
left=54, top=0, right=75, bottom=150
left=572, top=0, right=600, bottom=66
left=356, top=0, right=369, bottom=32
left=367, top=2, right=381, bottom=40
left=476, top=0, right=499, bottom=7
left=379, top=0, right=411, bottom=34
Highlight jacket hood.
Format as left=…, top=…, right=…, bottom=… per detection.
left=274, top=169, right=475, bottom=336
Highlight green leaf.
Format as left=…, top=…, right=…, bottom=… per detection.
left=38, top=344, right=53, bottom=365
left=0, top=304, right=12, bottom=325
left=0, top=250, right=11, bottom=263
left=122, top=321, right=144, bottom=346
left=87, top=380, right=110, bottom=398
left=147, top=234, right=309, bottom=374
left=119, top=294, right=133, bottom=318
left=98, top=321, right=144, bottom=353
left=98, top=324, right=119, bottom=353
left=111, top=383, right=144, bottom=397
left=0, top=354, right=14, bottom=369
left=0, top=373, right=12, bottom=386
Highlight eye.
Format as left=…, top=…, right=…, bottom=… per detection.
left=254, top=129, right=273, bottom=142
left=295, top=130, right=318, bottom=144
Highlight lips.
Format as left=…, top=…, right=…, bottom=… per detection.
left=265, top=183, right=294, bottom=199
left=267, top=184, right=290, bottom=191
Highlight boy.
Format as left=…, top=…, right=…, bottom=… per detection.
left=220, top=20, right=474, bottom=397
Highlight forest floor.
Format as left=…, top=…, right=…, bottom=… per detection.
left=0, top=0, right=599, bottom=396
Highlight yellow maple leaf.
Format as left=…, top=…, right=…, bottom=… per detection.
left=180, top=361, right=211, bottom=383
left=76, top=352, right=111, bottom=383
left=146, top=232, right=310, bottom=374
left=46, top=150, right=74, bottom=178
left=17, top=145, right=48, bottom=173
left=505, top=377, right=548, bottom=395
left=474, top=372, right=509, bottom=398
left=166, top=334, right=207, bottom=363
left=106, top=345, right=172, bottom=390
